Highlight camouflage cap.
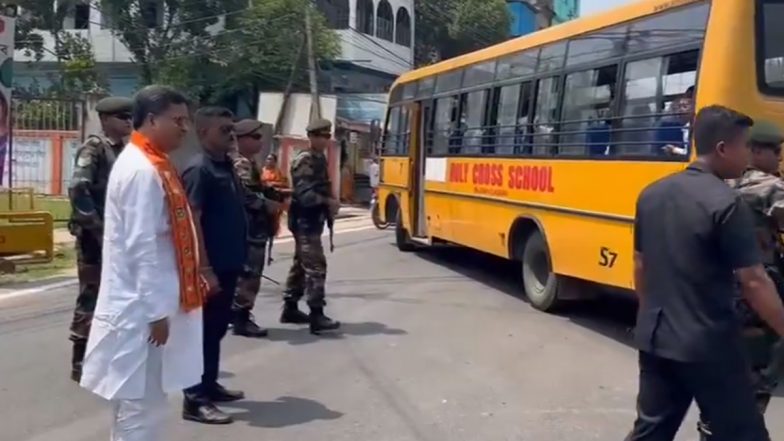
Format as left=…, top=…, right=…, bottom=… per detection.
left=306, top=118, right=332, bottom=134
left=751, top=120, right=784, bottom=145
left=234, top=119, right=264, bottom=137
left=95, top=96, right=133, bottom=115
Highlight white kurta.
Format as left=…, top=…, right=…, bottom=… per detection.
left=80, top=142, right=203, bottom=401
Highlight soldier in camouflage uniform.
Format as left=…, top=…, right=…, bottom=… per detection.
left=67, top=96, right=133, bottom=382
left=229, top=119, right=280, bottom=338
left=282, top=118, right=341, bottom=335
left=698, top=120, right=784, bottom=439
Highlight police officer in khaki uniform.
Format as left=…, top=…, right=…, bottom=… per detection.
left=229, top=119, right=280, bottom=338
left=67, top=96, right=133, bottom=382
left=282, top=118, right=341, bottom=335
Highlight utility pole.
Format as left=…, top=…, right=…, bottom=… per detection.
left=305, top=3, right=322, bottom=122
left=274, top=38, right=306, bottom=136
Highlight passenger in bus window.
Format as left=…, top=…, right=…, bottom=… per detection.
left=656, top=88, right=695, bottom=157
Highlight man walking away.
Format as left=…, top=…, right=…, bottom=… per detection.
left=68, top=96, right=133, bottom=382
left=625, top=106, right=784, bottom=441
left=230, top=119, right=280, bottom=338
left=182, top=107, right=247, bottom=424
left=282, top=119, right=341, bottom=335
left=79, top=85, right=203, bottom=441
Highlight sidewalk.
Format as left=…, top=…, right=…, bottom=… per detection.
left=53, top=206, right=369, bottom=245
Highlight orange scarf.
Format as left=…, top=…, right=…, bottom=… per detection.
left=131, top=131, right=205, bottom=312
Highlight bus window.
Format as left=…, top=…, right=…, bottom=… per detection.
left=516, top=82, right=534, bottom=155
left=399, top=106, right=411, bottom=154
left=433, top=96, right=460, bottom=156
left=758, top=0, right=784, bottom=93
left=618, top=49, right=698, bottom=158
left=532, top=77, right=561, bottom=156
left=494, top=84, right=521, bottom=155
left=560, top=65, right=618, bottom=157
left=537, top=42, right=567, bottom=74
left=627, top=3, right=709, bottom=54
left=619, top=57, right=662, bottom=156
left=383, top=107, right=401, bottom=155
left=566, top=25, right=627, bottom=68
left=462, top=90, right=489, bottom=154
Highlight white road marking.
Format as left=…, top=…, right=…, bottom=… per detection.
left=0, top=224, right=381, bottom=302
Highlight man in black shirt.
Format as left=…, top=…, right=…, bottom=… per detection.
left=626, top=105, right=784, bottom=441
left=181, top=107, right=248, bottom=425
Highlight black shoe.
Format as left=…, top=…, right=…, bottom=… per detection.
left=71, top=340, right=87, bottom=383
left=233, top=311, right=269, bottom=338
left=280, top=301, right=310, bottom=324
left=209, top=383, right=245, bottom=402
left=182, top=399, right=234, bottom=425
left=309, top=307, right=341, bottom=335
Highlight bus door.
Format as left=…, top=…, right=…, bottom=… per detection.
left=411, top=99, right=431, bottom=238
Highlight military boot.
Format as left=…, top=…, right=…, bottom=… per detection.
left=232, top=310, right=269, bottom=338
left=71, top=339, right=87, bottom=382
left=280, top=300, right=310, bottom=324
left=309, top=306, right=341, bottom=335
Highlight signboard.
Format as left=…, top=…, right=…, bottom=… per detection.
left=0, top=11, right=14, bottom=186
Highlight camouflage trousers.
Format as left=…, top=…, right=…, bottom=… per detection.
left=232, top=241, right=267, bottom=312
left=283, top=234, right=327, bottom=307
left=70, top=232, right=102, bottom=343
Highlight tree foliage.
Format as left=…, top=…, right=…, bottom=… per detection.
left=155, top=0, right=340, bottom=109
left=98, top=0, right=248, bottom=84
left=15, top=0, right=106, bottom=97
left=414, top=0, right=510, bottom=66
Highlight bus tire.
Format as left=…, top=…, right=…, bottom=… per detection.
left=521, top=231, right=561, bottom=312
left=395, top=209, right=416, bottom=252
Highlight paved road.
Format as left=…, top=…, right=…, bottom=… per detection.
left=1, top=221, right=783, bottom=441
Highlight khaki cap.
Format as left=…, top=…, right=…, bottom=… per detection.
left=306, top=118, right=332, bottom=134
left=95, top=96, right=133, bottom=115
left=234, top=119, right=264, bottom=137
left=750, top=120, right=784, bottom=145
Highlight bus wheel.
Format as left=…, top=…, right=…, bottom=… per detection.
left=521, top=231, right=560, bottom=312
left=395, top=209, right=416, bottom=252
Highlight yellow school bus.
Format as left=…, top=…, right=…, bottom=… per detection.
left=376, top=0, right=784, bottom=311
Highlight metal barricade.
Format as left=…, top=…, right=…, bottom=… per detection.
left=0, top=211, right=54, bottom=273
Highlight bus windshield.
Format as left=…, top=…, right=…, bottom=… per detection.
left=759, top=0, right=784, bottom=93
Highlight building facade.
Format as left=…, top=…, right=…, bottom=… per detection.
left=13, top=0, right=414, bottom=113
left=506, top=0, right=580, bottom=37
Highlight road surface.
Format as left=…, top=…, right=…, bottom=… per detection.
left=1, top=218, right=783, bottom=441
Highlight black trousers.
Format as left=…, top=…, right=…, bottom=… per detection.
left=626, top=351, right=769, bottom=441
left=184, top=270, right=239, bottom=401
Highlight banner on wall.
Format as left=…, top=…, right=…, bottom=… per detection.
left=0, top=10, right=15, bottom=186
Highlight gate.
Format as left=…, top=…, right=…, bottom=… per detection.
left=1, top=97, right=86, bottom=222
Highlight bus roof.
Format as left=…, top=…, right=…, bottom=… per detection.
left=392, top=0, right=704, bottom=89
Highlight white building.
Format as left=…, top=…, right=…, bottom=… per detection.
left=14, top=1, right=414, bottom=103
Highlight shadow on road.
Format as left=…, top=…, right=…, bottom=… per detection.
left=224, top=396, right=343, bottom=428
left=412, top=245, right=637, bottom=349
left=265, top=321, right=408, bottom=346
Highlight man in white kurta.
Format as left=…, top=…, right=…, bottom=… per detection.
left=80, top=85, right=203, bottom=441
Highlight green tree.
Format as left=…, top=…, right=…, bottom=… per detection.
left=415, top=0, right=510, bottom=66
left=98, top=0, right=248, bottom=84
left=15, top=0, right=106, bottom=97
left=156, top=0, right=340, bottom=109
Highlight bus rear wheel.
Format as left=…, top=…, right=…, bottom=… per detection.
left=521, top=231, right=561, bottom=312
left=395, top=209, right=416, bottom=252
